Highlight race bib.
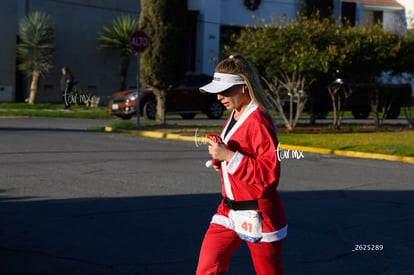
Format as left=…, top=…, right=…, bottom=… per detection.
left=229, top=210, right=262, bottom=243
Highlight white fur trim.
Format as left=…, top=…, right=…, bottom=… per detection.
left=225, top=151, right=244, bottom=175
left=220, top=100, right=258, bottom=199
left=221, top=100, right=258, bottom=144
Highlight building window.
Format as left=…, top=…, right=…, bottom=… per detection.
left=364, top=10, right=383, bottom=27
left=302, top=0, right=334, bottom=18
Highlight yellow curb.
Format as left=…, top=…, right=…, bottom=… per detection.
left=104, top=127, right=414, bottom=164
left=120, top=129, right=167, bottom=139
left=279, top=144, right=333, bottom=155
left=399, top=156, right=414, bottom=164
left=112, top=128, right=194, bottom=141
left=165, top=133, right=194, bottom=142
left=333, top=150, right=414, bottom=164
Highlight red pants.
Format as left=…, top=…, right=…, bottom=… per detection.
left=196, top=223, right=284, bottom=275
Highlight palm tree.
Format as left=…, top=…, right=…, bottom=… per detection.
left=16, top=11, right=55, bottom=104
left=97, top=15, right=138, bottom=91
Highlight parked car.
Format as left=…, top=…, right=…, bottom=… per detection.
left=307, top=82, right=412, bottom=119
left=108, top=74, right=224, bottom=120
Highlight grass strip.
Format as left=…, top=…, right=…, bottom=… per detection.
left=2, top=103, right=413, bottom=157
left=106, top=121, right=414, bottom=157
left=0, top=106, right=113, bottom=119
left=278, top=131, right=414, bottom=157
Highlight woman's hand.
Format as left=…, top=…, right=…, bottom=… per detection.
left=208, top=141, right=234, bottom=163
left=212, top=164, right=221, bottom=172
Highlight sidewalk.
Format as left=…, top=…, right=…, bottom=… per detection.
left=104, top=126, right=414, bottom=164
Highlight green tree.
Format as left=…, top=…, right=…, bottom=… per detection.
left=340, top=23, right=406, bottom=127
left=340, top=23, right=402, bottom=82
left=97, top=15, right=138, bottom=90
left=227, top=15, right=339, bottom=129
left=227, top=15, right=339, bottom=84
left=227, top=15, right=411, bottom=129
left=139, top=0, right=188, bottom=124
left=395, top=29, right=414, bottom=75
left=16, top=11, right=55, bottom=104
left=399, top=32, right=414, bottom=128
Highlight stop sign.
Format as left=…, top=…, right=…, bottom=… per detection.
left=129, top=30, right=150, bottom=53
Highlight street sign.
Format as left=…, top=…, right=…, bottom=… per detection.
left=129, top=30, right=150, bottom=128
left=129, top=30, right=150, bottom=53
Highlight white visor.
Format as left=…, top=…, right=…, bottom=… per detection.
left=199, top=72, right=245, bottom=93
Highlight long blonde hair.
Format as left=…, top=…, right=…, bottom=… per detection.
left=214, top=53, right=269, bottom=111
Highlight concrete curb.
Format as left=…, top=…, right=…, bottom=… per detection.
left=104, top=127, right=414, bottom=164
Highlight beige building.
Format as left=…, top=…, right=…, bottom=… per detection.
left=1, top=0, right=139, bottom=104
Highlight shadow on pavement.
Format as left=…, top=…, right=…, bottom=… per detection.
left=0, top=191, right=413, bottom=275
left=0, top=126, right=101, bottom=133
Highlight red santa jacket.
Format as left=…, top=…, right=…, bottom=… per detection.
left=210, top=101, right=288, bottom=242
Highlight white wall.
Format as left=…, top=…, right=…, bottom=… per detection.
left=361, top=3, right=406, bottom=33
left=192, top=0, right=221, bottom=75
left=190, top=0, right=301, bottom=75
left=383, top=9, right=406, bottom=33
left=220, top=0, right=298, bottom=26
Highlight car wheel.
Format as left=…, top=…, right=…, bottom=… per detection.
left=143, top=99, right=156, bottom=120
left=386, top=106, right=400, bottom=119
left=180, top=113, right=196, bottom=119
left=316, top=110, right=328, bottom=119
left=352, top=107, right=370, bottom=119
left=206, top=101, right=223, bottom=119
